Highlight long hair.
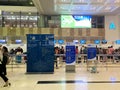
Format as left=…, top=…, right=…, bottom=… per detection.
left=2, top=46, right=8, bottom=55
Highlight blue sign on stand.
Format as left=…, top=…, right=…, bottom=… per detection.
left=66, top=45, right=76, bottom=72
left=87, top=45, right=97, bottom=60
left=66, top=45, right=76, bottom=65
left=27, top=34, right=54, bottom=73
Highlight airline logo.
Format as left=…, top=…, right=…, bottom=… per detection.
left=109, top=22, right=116, bottom=30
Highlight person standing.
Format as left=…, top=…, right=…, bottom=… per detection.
left=0, top=46, right=11, bottom=87
left=54, top=47, right=59, bottom=69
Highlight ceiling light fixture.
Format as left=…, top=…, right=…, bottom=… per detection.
left=30, top=2, right=33, bottom=5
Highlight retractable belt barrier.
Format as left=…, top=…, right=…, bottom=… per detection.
left=9, top=54, right=27, bottom=57
left=8, top=54, right=120, bottom=57
left=7, top=54, right=120, bottom=72
left=54, top=54, right=120, bottom=57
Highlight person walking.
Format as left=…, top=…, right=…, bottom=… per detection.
left=0, top=46, right=11, bottom=87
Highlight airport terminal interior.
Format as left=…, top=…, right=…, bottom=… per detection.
left=0, top=0, right=120, bottom=90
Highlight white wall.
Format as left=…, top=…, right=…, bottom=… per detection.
left=105, top=15, right=120, bottom=42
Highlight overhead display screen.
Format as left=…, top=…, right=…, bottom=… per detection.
left=94, top=40, right=100, bottom=44
left=58, top=39, right=64, bottom=44
left=61, top=15, right=92, bottom=28
left=101, top=40, right=107, bottom=44
left=0, top=39, right=6, bottom=44
left=15, top=40, right=22, bottom=44
left=80, top=40, right=86, bottom=44
left=115, top=40, right=120, bottom=44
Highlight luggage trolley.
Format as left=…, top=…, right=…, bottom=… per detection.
left=87, top=59, right=98, bottom=73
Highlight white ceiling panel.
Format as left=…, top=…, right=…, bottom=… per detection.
left=56, top=4, right=71, bottom=10
left=90, top=0, right=106, bottom=3
left=55, top=0, right=71, bottom=4
left=72, top=0, right=89, bottom=3
left=32, top=0, right=120, bottom=15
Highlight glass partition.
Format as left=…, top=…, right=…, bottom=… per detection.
left=2, top=11, right=38, bottom=28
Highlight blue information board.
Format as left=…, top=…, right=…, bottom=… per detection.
left=87, top=45, right=96, bottom=60
left=66, top=45, right=76, bottom=65
left=27, top=34, right=54, bottom=73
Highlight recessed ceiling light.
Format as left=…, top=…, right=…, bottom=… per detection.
left=30, top=2, right=33, bottom=5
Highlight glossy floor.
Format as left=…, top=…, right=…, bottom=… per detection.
left=0, top=63, right=120, bottom=90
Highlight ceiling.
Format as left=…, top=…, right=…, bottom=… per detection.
left=0, top=6, right=37, bottom=13
left=0, top=0, right=37, bottom=13
left=32, top=0, right=120, bottom=15
left=0, top=0, right=34, bottom=6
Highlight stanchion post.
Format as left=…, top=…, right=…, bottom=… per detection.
left=11, top=55, right=14, bottom=72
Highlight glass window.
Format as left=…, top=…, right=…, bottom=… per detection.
left=29, top=16, right=38, bottom=28
left=2, top=11, right=38, bottom=28
left=3, top=15, right=18, bottom=27
left=21, top=15, right=29, bottom=27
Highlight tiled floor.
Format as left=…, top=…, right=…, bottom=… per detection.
left=1, top=62, right=120, bottom=90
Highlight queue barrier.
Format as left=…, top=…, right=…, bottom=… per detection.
left=55, top=54, right=120, bottom=62
left=55, top=54, right=120, bottom=71
left=7, top=54, right=120, bottom=72
left=7, top=54, right=27, bottom=71
left=55, top=54, right=120, bottom=57
left=8, top=54, right=120, bottom=64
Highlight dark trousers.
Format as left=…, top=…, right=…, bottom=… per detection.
left=54, top=61, right=58, bottom=68
left=0, top=65, right=8, bottom=82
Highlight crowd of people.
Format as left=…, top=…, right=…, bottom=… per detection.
left=54, top=46, right=65, bottom=69
left=9, top=47, right=23, bottom=55
left=54, top=45, right=120, bottom=66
